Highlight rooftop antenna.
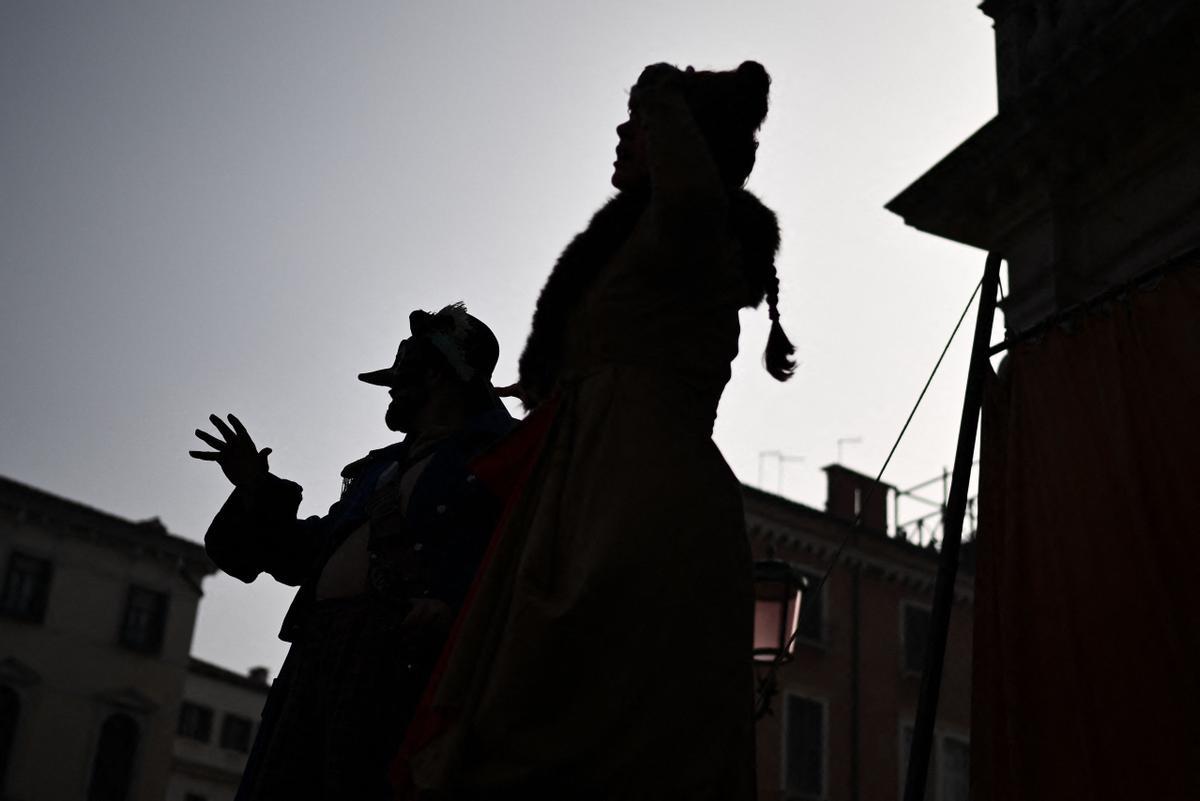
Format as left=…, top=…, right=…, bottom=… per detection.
left=757, top=450, right=805, bottom=492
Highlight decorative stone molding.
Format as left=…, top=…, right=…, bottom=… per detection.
left=887, top=0, right=1200, bottom=331
left=94, top=686, right=158, bottom=715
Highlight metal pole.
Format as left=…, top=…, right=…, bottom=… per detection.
left=902, top=252, right=1002, bottom=801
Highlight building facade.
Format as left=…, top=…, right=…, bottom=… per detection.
left=887, top=0, right=1200, bottom=334
left=749, top=467, right=973, bottom=801
left=887, top=3, right=1200, bottom=798
left=0, top=466, right=976, bottom=801
left=166, top=659, right=270, bottom=801
left=0, top=476, right=216, bottom=801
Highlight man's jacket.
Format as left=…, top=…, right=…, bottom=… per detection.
left=205, top=406, right=515, bottom=641
left=204, top=406, right=515, bottom=799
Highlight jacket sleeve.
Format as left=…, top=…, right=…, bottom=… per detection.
left=204, top=473, right=326, bottom=586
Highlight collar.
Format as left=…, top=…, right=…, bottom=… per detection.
left=339, top=405, right=516, bottom=481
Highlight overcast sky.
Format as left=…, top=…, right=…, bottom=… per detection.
left=1, top=1, right=997, bottom=675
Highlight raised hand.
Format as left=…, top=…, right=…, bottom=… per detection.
left=635, top=62, right=684, bottom=94
left=189, top=413, right=273, bottom=489
left=631, top=62, right=687, bottom=112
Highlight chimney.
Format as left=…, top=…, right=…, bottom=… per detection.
left=248, top=666, right=271, bottom=685
left=824, top=464, right=892, bottom=533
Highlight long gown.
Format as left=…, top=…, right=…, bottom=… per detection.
left=407, top=90, right=762, bottom=801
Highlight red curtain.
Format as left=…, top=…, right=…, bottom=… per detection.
left=973, top=263, right=1200, bottom=800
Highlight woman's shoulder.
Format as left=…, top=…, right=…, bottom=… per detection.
left=631, top=190, right=775, bottom=295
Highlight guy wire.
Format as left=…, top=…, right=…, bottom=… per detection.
left=756, top=274, right=987, bottom=716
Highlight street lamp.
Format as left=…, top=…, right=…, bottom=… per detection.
left=752, top=560, right=807, bottom=665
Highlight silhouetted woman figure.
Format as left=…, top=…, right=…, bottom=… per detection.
left=400, top=61, right=794, bottom=800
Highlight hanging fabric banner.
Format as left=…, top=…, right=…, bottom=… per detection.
left=973, top=263, right=1200, bottom=800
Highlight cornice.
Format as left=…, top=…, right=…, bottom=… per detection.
left=0, top=475, right=215, bottom=575
left=748, top=518, right=974, bottom=604
left=95, top=686, right=159, bottom=715
left=188, top=657, right=271, bottom=695
left=744, top=488, right=975, bottom=603
left=170, top=757, right=245, bottom=784
left=887, top=2, right=1200, bottom=250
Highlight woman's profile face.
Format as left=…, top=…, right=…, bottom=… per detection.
left=611, top=102, right=649, bottom=191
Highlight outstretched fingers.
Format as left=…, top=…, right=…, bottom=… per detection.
left=227, top=413, right=259, bottom=450
left=194, top=429, right=226, bottom=450
left=188, top=450, right=222, bottom=461
left=227, top=413, right=249, bottom=439
left=209, top=414, right=235, bottom=443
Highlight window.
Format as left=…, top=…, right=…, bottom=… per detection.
left=177, top=702, right=213, bottom=742
left=794, top=570, right=824, bottom=643
left=0, top=552, right=53, bottom=623
left=219, top=714, right=252, bottom=753
left=0, top=686, right=19, bottom=794
left=118, top=586, right=168, bottom=653
left=900, top=724, right=969, bottom=801
left=87, top=713, right=138, bottom=801
left=941, top=735, right=970, bottom=801
left=783, top=695, right=824, bottom=798
left=902, top=603, right=931, bottom=674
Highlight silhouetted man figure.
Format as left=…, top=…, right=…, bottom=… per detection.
left=190, top=303, right=514, bottom=800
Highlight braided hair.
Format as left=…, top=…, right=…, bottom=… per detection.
left=763, top=269, right=796, bottom=381
left=728, top=188, right=795, bottom=382
left=683, top=60, right=794, bottom=381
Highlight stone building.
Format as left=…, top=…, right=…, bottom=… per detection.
left=887, top=0, right=1200, bottom=333
left=0, top=459, right=975, bottom=801
left=0, top=476, right=216, bottom=801
left=887, top=2, right=1200, bottom=798
left=749, top=467, right=973, bottom=801
left=166, top=658, right=270, bottom=801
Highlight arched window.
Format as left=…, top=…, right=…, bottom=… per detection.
left=87, top=713, right=138, bottom=801
left=0, top=685, right=18, bottom=793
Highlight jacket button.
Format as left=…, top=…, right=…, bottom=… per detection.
left=413, top=543, right=424, bottom=552
left=436, top=504, right=447, bottom=514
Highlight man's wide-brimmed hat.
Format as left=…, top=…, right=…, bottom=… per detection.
left=358, top=302, right=500, bottom=387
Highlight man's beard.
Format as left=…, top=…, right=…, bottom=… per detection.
left=385, top=388, right=426, bottom=432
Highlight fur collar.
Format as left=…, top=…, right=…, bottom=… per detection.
left=517, top=188, right=780, bottom=406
